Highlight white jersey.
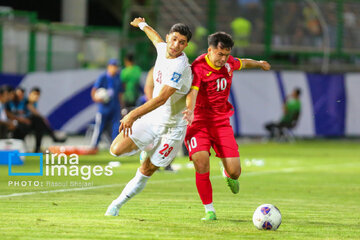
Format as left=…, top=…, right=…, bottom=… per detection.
left=148, top=42, right=192, bottom=127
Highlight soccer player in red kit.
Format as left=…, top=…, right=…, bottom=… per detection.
left=183, top=32, right=271, bottom=220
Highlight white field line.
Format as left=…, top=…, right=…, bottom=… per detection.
left=1, top=162, right=359, bottom=199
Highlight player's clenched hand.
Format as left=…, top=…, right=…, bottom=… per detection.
left=182, top=109, right=194, bottom=126
left=259, top=61, right=271, bottom=71
left=119, top=113, right=135, bottom=137
left=130, top=17, right=145, bottom=28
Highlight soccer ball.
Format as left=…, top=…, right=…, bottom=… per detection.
left=95, top=88, right=110, bottom=103
left=252, top=204, right=282, bottom=231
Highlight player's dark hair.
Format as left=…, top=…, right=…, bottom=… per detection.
left=15, top=87, right=25, bottom=93
left=30, top=87, right=41, bottom=94
left=208, top=32, right=234, bottom=49
left=169, top=23, right=192, bottom=42
left=295, top=88, right=302, bottom=97
left=4, top=85, right=14, bottom=93
left=125, top=53, right=134, bottom=63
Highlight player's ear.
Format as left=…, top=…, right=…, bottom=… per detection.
left=166, top=34, right=169, bottom=43
left=208, top=46, right=212, bottom=54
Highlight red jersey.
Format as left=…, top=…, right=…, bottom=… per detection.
left=191, top=53, right=242, bottom=121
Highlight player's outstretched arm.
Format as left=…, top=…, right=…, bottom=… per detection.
left=130, top=17, right=164, bottom=46
left=119, top=85, right=176, bottom=137
left=182, top=88, right=198, bottom=126
left=241, top=59, right=271, bottom=71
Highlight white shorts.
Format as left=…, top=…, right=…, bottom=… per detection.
left=119, top=115, right=186, bottom=167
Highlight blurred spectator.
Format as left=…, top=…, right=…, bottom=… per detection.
left=303, top=5, right=322, bottom=47
left=121, top=54, right=142, bottom=109
left=237, top=0, right=261, bottom=18
left=194, top=27, right=208, bottom=53
left=5, top=87, right=31, bottom=126
left=265, top=88, right=302, bottom=139
left=272, top=2, right=303, bottom=47
left=90, top=58, right=124, bottom=149
left=184, top=26, right=208, bottom=62
left=4, top=86, right=31, bottom=142
left=184, top=41, right=198, bottom=63
left=322, top=3, right=337, bottom=49
left=343, top=5, right=357, bottom=49
left=231, top=17, right=251, bottom=55
left=24, top=87, right=66, bottom=152
left=285, top=3, right=302, bottom=46
left=292, top=25, right=306, bottom=46
left=1, top=84, right=67, bottom=151
left=237, top=0, right=262, bottom=43
left=0, top=85, right=16, bottom=138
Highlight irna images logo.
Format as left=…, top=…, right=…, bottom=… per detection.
left=7, top=151, right=43, bottom=176
left=6, top=150, right=113, bottom=180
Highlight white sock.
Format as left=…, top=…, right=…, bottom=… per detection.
left=204, top=203, right=215, bottom=213
left=112, top=168, right=150, bottom=208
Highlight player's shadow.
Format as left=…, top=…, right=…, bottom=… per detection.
left=306, top=221, right=358, bottom=228
left=221, top=219, right=247, bottom=223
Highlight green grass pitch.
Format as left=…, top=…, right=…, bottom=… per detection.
left=1, top=140, right=359, bottom=239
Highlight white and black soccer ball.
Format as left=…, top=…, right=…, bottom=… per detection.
left=95, top=88, right=110, bottom=103
left=252, top=204, right=282, bottom=231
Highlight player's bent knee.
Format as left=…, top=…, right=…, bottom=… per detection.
left=110, top=144, right=121, bottom=156
left=109, top=148, right=119, bottom=157
left=192, top=152, right=210, bottom=173
left=193, top=162, right=210, bottom=174
left=228, top=168, right=241, bottom=179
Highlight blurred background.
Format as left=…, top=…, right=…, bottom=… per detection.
left=1, top=0, right=360, bottom=72
left=0, top=0, right=359, bottom=150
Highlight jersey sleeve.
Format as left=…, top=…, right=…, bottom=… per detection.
left=155, top=42, right=167, bottom=56
left=93, top=75, right=104, bottom=89
left=190, top=63, right=202, bottom=91
left=120, top=69, right=127, bottom=83
left=231, top=56, right=243, bottom=71
left=163, top=60, right=187, bottom=90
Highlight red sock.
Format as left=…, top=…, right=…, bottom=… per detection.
left=196, top=172, right=213, bottom=205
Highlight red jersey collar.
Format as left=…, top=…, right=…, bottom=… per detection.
left=205, top=54, right=221, bottom=71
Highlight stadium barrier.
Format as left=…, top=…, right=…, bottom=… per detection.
left=1, top=70, right=359, bottom=137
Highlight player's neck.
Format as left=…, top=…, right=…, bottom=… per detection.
left=166, top=52, right=182, bottom=59
left=205, top=54, right=221, bottom=70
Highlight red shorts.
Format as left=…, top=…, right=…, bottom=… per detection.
left=184, top=119, right=239, bottom=159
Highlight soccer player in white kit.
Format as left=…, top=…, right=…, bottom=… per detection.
left=105, top=17, right=193, bottom=216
